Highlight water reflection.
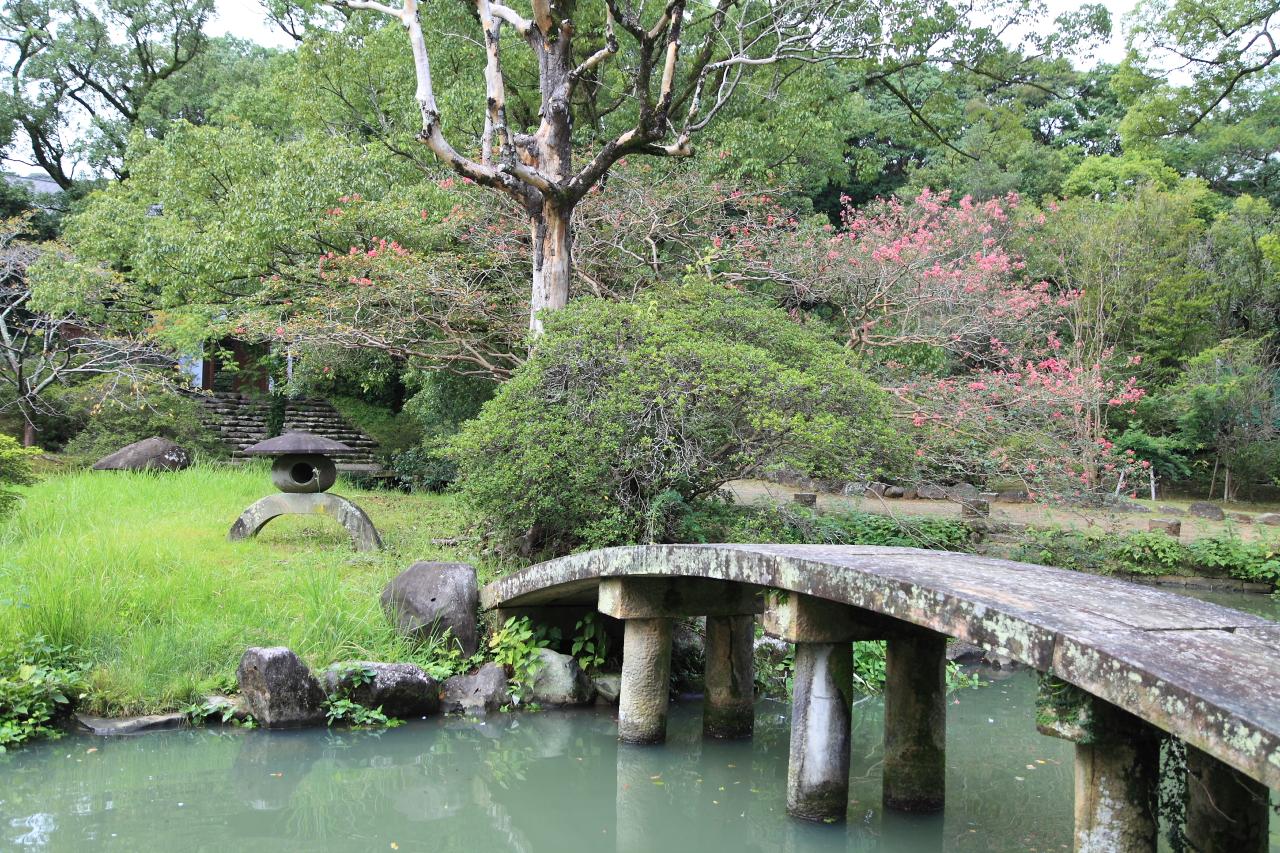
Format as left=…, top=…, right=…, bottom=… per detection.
left=1, top=668, right=1276, bottom=851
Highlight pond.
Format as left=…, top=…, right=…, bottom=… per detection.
left=2, top=593, right=1277, bottom=851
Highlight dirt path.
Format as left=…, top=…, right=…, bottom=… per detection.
left=727, top=479, right=1280, bottom=543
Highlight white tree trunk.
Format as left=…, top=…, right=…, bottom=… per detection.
left=529, top=203, right=573, bottom=335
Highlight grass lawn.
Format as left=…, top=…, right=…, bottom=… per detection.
left=0, top=463, right=481, bottom=715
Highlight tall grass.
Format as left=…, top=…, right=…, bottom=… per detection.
left=0, top=464, right=473, bottom=714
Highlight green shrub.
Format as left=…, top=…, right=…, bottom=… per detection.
left=452, top=282, right=905, bottom=557
left=1012, top=526, right=1279, bottom=589
left=1105, top=531, right=1184, bottom=575
left=488, top=616, right=559, bottom=707
left=0, top=635, right=87, bottom=750
left=1012, top=528, right=1109, bottom=573
left=1187, top=536, right=1280, bottom=585
left=0, top=434, right=36, bottom=520
left=389, top=443, right=458, bottom=492
left=683, top=501, right=973, bottom=551
left=62, top=388, right=224, bottom=460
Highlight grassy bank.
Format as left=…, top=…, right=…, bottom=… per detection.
left=3, top=465, right=1275, bottom=722
left=0, top=464, right=474, bottom=715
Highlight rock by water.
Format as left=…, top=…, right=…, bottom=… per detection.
left=381, top=562, right=479, bottom=655
left=236, top=647, right=326, bottom=728
left=322, top=661, right=440, bottom=718
left=528, top=649, right=594, bottom=706
left=440, top=663, right=507, bottom=714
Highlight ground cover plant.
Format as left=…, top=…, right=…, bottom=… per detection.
left=0, top=464, right=474, bottom=717
left=1012, top=526, right=1280, bottom=587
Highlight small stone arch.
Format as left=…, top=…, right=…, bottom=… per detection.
left=228, top=492, right=383, bottom=552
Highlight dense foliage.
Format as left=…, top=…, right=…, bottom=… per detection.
left=0, top=635, right=86, bottom=750
left=60, top=385, right=224, bottom=460
left=452, top=283, right=904, bottom=556
left=0, top=432, right=34, bottom=518
left=3, top=0, right=1280, bottom=515
left=1015, top=527, right=1280, bottom=587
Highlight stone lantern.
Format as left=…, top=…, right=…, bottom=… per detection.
left=228, top=431, right=382, bottom=551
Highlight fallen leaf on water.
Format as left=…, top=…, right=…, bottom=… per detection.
left=86, top=748, right=98, bottom=754
left=390, top=843, right=399, bottom=850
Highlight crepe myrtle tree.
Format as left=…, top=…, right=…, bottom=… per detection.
left=318, top=0, right=875, bottom=333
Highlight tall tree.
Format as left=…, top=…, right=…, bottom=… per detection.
left=0, top=0, right=215, bottom=188
left=1127, top=0, right=1280, bottom=134
left=318, top=0, right=1081, bottom=332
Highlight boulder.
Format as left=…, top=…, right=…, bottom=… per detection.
left=901, top=487, right=918, bottom=500
left=592, top=673, right=621, bottom=705
left=92, top=437, right=191, bottom=472
left=865, top=482, right=887, bottom=497
left=381, top=562, right=479, bottom=655
left=884, top=485, right=905, bottom=498
left=947, top=483, right=980, bottom=502
left=528, top=649, right=595, bottom=706
left=917, top=483, right=948, bottom=500
left=1230, top=512, right=1255, bottom=525
left=1148, top=518, right=1181, bottom=538
left=440, top=663, right=507, bottom=714
left=236, top=647, right=327, bottom=728
left=322, top=661, right=440, bottom=718
left=1188, top=501, right=1226, bottom=521
left=791, top=492, right=818, bottom=508
left=1159, top=505, right=1187, bottom=516
left=1258, top=513, right=1280, bottom=526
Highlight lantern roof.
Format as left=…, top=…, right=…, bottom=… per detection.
left=241, top=431, right=351, bottom=456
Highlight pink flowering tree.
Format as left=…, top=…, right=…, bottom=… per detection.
left=718, top=190, right=1149, bottom=501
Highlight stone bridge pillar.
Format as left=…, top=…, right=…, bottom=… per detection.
left=1037, top=678, right=1160, bottom=853
left=883, top=629, right=947, bottom=812
left=765, top=594, right=950, bottom=821
left=765, top=594, right=861, bottom=821
left=599, top=577, right=762, bottom=745
left=703, top=613, right=756, bottom=739
left=1185, top=745, right=1270, bottom=853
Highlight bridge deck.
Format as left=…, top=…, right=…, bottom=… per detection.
left=479, top=543, right=1280, bottom=788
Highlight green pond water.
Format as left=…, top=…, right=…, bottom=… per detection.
left=2, top=592, right=1277, bottom=852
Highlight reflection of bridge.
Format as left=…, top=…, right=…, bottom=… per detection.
left=481, top=544, right=1278, bottom=851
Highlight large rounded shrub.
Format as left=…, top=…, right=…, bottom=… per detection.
left=451, top=281, right=905, bottom=557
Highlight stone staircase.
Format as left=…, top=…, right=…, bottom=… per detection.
left=193, top=393, right=381, bottom=472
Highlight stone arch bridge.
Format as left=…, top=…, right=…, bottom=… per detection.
left=480, top=543, right=1279, bottom=852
